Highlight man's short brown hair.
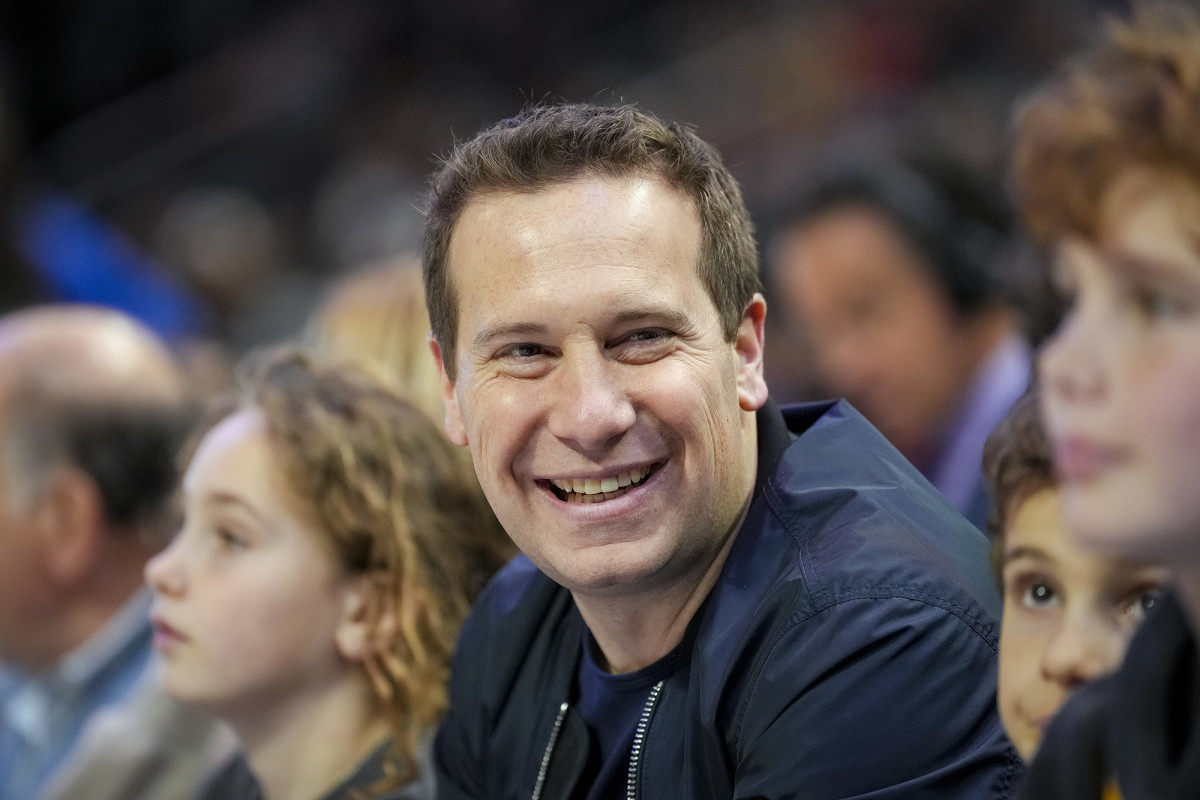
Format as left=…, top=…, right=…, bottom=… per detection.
left=420, top=102, right=761, bottom=374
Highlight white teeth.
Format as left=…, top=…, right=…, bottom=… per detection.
left=551, top=468, right=649, bottom=496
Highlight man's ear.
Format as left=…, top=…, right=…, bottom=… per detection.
left=735, top=293, right=770, bottom=412
left=35, top=467, right=106, bottom=587
left=429, top=336, right=468, bottom=446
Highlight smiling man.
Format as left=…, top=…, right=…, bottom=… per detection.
left=422, top=103, right=1019, bottom=799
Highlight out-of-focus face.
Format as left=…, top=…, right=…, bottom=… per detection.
left=1039, top=168, right=1200, bottom=565
left=997, top=487, right=1164, bottom=760
left=0, top=431, right=52, bottom=667
left=773, top=206, right=975, bottom=459
left=145, top=408, right=357, bottom=720
left=435, top=174, right=767, bottom=604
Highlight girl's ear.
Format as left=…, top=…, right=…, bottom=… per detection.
left=334, top=573, right=397, bottom=662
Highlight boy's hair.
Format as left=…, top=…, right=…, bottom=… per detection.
left=981, top=387, right=1056, bottom=585
left=190, top=347, right=514, bottom=788
left=421, top=102, right=761, bottom=375
left=1011, top=1, right=1200, bottom=245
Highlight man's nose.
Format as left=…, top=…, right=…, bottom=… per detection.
left=546, top=350, right=636, bottom=453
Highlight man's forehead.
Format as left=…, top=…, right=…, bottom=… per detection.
left=458, top=173, right=690, bottom=223
left=449, top=176, right=698, bottom=269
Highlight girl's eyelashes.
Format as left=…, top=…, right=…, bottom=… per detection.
left=1129, top=283, right=1198, bottom=321
left=215, top=527, right=247, bottom=549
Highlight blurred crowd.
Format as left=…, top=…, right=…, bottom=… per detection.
left=0, top=0, right=1113, bottom=381
left=6, top=1, right=1195, bottom=799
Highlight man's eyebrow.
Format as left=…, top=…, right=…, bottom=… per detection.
left=610, top=306, right=694, bottom=330
left=470, top=306, right=698, bottom=350
left=472, top=322, right=549, bottom=352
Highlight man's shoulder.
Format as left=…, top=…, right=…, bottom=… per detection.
left=752, top=399, right=997, bottom=613
left=454, top=554, right=580, bottom=672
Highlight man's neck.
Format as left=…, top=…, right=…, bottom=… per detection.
left=572, top=506, right=746, bottom=675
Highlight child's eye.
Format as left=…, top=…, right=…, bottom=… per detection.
left=1122, top=586, right=1162, bottom=622
left=1133, top=286, right=1193, bottom=320
left=1021, top=582, right=1058, bottom=609
left=216, top=528, right=247, bottom=549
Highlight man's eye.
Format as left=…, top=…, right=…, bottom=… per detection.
left=511, top=343, right=543, bottom=358
left=627, top=329, right=666, bottom=342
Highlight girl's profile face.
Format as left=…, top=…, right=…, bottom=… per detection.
left=997, top=488, right=1164, bottom=760
left=145, top=408, right=359, bottom=719
left=1039, top=167, right=1200, bottom=566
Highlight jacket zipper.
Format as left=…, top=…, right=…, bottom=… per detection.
left=531, top=679, right=664, bottom=800
left=625, top=680, right=664, bottom=800
left=532, top=702, right=570, bottom=800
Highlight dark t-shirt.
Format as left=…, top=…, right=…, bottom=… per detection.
left=575, top=632, right=677, bottom=800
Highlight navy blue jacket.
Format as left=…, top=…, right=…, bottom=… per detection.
left=434, top=400, right=1020, bottom=799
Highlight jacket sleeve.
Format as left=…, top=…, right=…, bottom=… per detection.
left=730, top=592, right=1022, bottom=800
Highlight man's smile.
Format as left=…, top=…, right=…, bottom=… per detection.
left=546, top=465, right=657, bottom=503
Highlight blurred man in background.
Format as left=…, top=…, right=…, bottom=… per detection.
left=769, top=153, right=1031, bottom=530
left=0, top=304, right=231, bottom=800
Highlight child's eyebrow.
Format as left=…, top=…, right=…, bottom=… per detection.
left=1101, top=240, right=1200, bottom=300
left=1002, top=544, right=1052, bottom=567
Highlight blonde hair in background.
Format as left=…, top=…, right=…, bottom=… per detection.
left=306, top=256, right=444, bottom=425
